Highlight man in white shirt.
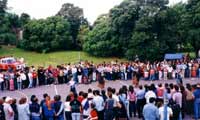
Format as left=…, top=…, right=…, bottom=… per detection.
left=93, top=90, right=104, bottom=120
left=145, top=86, right=156, bottom=103
left=159, top=100, right=173, bottom=120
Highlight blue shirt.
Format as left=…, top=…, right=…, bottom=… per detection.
left=136, top=89, right=145, bottom=100
left=143, top=103, right=159, bottom=120
left=193, top=88, right=200, bottom=99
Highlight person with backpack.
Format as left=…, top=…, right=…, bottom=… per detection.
left=0, top=99, right=5, bottom=120
left=128, top=85, right=136, bottom=118
left=104, top=92, right=115, bottom=120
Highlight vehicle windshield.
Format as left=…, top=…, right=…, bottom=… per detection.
left=7, top=58, right=16, bottom=64
left=1, top=58, right=16, bottom=64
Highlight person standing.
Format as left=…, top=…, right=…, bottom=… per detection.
left=4, top=97, right=14, bottom=120
left=158, top=100, right=173, bottom=120
left=143, top=97, right=159, bottom=120
left=0, top=99, right=5, bottom=120
left=136, top=85, right=146, bottom=118
left=17, top=97, right=30, bottom=120
left=0, top=71, right=4, bottom=91
left=193, top=84, right=200, bottom=120
left=92, top=90, right=104, bottom=120
left=70, top=93, right=82, bottom=120
left=64, top=96, right=72, bottom=120
left=54, top=95, right=64, bottom=120
left=172, top=85, right=182, bottom=119
left=29, top=96, right=41, bottom=120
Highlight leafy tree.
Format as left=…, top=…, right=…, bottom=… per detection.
left=19, top=16, right=73, bottom=53
left=20, top=13, right=30, bottom=27
left=57, top=3, right=87, bottom=48
left=185, top=0, right=200, bottom=57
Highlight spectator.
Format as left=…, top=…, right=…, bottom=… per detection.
left=88, top=103, right=98, bottom=120
left=193, top=83, right=200, bottom=120
left=128, top=85, right=136, bottom=118
left=136, top=85, right=145, bottom=118
left=92, top=90, right=104, bottom=120
left=70, top=93, right=82, bottom=120
left=143, top=97, right=159, bottom=120
left=0, top=98, right=5, bottom=120
left=158, top=100, right=173, bottom=120
left=104, top=92, right=115, bottom=120
left=4, top=97, right=14, bottom=120
left=11, top=99, right=18, bottom=120
left=17, top=97, right=30, bottom=120
left=29, top=96, right=41, bottom=120
left=42, top=96, right=55, bottom=120
left=64, top=96, right=72, bottom=120
left=145, top=86, right=156, bottom=103
left=54, top=95, right=64, bottom=120
left=81, top=93, right=90, bottom=120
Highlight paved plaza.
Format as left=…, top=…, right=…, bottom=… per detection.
left=1, top=78, right=199, bottom=120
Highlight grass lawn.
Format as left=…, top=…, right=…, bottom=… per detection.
left=0, top=46, right=126, bottom=67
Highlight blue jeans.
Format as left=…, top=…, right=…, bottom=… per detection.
left=31, top=116, right=41, bottom=120
left=56, top=115, right=64, bottom=120
left=71, top=113, right=81, bottom=120
left=194, top=98, right=200, bottom=120
left=17, top=82, right=22, bottom=90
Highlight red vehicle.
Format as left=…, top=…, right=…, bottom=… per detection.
left=0, top=56, right=25, bottom=71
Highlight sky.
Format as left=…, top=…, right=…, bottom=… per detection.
left=7, top=0, right=187, bottom=24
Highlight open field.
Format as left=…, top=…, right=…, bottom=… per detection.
left=0, top=46, right=126, bottom=67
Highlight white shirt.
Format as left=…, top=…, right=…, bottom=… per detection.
left=64, top=102, right=71, bottom=112
left=81, top=99, right=92, bottom=116
left=3, top=103, right=14, bottom=120
left=28, top=72, right=33, bottom=81
left=159, top=106, right=173, bottom=120
left=0, top=73, right=4, bottom=82
left=20, top=73, right=26, bottom=81
left=112, top=94, right=120, bottom=107
left=93, top=95, right=104, bottom=111
left=145, top=91, right=156, bottom=103
left=72, top=67, right=77, bottom=74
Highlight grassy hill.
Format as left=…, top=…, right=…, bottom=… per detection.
left=0, top=46, right=126, bottom=67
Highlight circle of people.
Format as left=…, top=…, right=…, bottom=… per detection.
left=0, top=82, right=200, bottom=120
left=0, top=59, right=200, bottom=91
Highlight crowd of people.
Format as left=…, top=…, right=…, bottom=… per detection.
left=0, top=58, right=200, bottom=91
left=0, top=60, right=200, bottom=91
left=0, top=82, right=200, bottom=120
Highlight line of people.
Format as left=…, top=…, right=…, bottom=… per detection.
left=0, top=59, right=200, bottom=92
left=1, top=82, right=200, bottom=120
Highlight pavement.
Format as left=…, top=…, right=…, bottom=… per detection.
left=0, top=78, right=200, bottom=120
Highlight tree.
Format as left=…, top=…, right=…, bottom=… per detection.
left=57, top=3, right=87, bottom=48
left=19, top=16, right=73, bottom=53
left=185, top=0, right=200, bottom=57
left=20, top=13, right=30, bottom=27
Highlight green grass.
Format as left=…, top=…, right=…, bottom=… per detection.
left=0, top=46, right=126, bottom=67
